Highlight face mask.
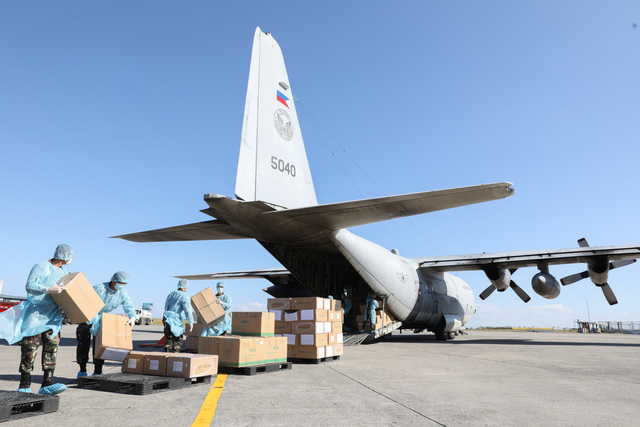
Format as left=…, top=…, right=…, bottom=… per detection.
left=115, top=284, right=124, bottom=290
left=217, top=288, right=223, bottom=293
left=66, top=257, right=72, bottom=265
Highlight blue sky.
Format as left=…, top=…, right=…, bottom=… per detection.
left=1, top=2, right=639, bottom=328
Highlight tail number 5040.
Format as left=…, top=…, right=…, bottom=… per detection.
left=271, top=156, right=296, bottom=177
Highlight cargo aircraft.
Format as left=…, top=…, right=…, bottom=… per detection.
left=115, top=28, right=640, bottom=340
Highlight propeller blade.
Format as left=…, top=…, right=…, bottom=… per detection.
left=578, top=238, right=589, bottom=248
left=510, top=282, right=531, bottom=303
left=599, top=283, right=618, bottom=305
left=610, top=259, right=636, bottom=270
left=479, top=285, right=496, bottom=300
left=561, top=271, right=589, bottom=286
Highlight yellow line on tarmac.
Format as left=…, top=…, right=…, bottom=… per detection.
left=192, top=374, right=228, bottom=427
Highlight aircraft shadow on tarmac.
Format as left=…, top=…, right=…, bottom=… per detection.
left=378, top=333, right=640, bottom=347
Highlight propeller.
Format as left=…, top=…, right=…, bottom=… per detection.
left=479, top=268, right=530, bottom=303
left=560, top=238, right=636, bottom=306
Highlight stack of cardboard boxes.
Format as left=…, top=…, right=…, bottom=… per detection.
left=122, top=351, right=218, bottom=378
left=269, top=297, right=343, bottom=360
left=198, top=312, right=287, bottom=368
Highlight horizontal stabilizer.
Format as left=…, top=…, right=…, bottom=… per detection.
left=112, top=220, right=251, bottom=242
left=265, top=182, right=514, bottom=230
left=175, top=268, right=292, bottom=285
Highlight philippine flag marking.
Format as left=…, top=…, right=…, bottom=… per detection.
left=276, top=90, right=289, bottom=108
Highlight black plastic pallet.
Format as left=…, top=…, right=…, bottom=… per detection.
left=289, top=355, right=341, bottom=365
left=77, top=373, right=212, bottom=395
left=0, top=390, right=59, bottom=423
left=219, top=361, right=292, bottom=376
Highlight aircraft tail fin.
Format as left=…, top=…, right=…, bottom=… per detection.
left=235, top=27, right=317, bottom=209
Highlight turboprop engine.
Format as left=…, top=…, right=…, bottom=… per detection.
left=480, top=267, right=531, bottom=302
left=531, top=272, right=561, bottom=299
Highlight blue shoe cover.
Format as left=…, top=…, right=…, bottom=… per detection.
left=17, top=388, right=32, bottom=393
left=38, top=383, right=67, bottom=395
left=77, top=370, right=88, bottom=379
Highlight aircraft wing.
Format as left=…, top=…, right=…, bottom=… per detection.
left=264, top=182, right=514, bottom=230
left=412, top=245, right=640, bottom=271
left=112, top=220, right=252, bottom=242
left=175, top=268, right=291, bottom=285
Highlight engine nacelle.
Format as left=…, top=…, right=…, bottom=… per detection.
left=588, top=259, right=609, bottom=285
left=531, top=272, right=561, bottom=299
left=484, top=268, right=511, bottom=292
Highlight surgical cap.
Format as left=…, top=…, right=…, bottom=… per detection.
left=53, top=244, right=73, bottom=261
left=216, top=282, right=224, bottom=289
left=110, top=271, right=129, bottom=284
left=178, top=279, right=188, bottom=289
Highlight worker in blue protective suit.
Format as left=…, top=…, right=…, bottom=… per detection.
left=162, top=279, right=195, bottom=352
left=0, top=244, right=73, bottom=395
left=75, top=271, right=136, bottom=377
left=360, top=292, right=379, bottom=333
left=202, top=282, right=232, bottom=337
left=342, top=289, right=353, bottom=331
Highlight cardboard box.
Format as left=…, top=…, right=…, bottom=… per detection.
left=231, top=312, right=275, bottom=337
left=51, top=272, right=105, bottom=324
left=263, top=337, right=287, bottom=364
left=218, top=336, right=265, bottom=367
left=333, top=343, right=344, bottom=356
left=331, top=321, right=343, bottom=333
left=328, top=310, right=342, bottom=322
left=277, top=333, right=297, bottom=346
left=291, top=297, right=327, bottom=310
left=299, top=333, right=329, bottom=346
left=275, top=320, right=291, bottom=334
left=184, top=336, right=199, bottom=351
left=191, top=287, right=226, bottom=327
left=166, top=354, right=218, bottom=378
left=290, top=345, right=325, bottom=359
left=187, top=323, right=205, bottom=337
left=143, top=353, right=169, bottom=375
left=269, top=309, right=283, bottom=321
left=95, top=313, right=133, bottom=361
left=283, top=310, right=299, bottom=322
left=291, top=321, right=323, bottom=334
left=267, top=298, right=291, bottom=310
left=328, top=333, right=343, bottom=345
left=198, top=336, right=221, bottom=355
left=300, top=309, right=328, bottom=322
left=121, top=351, right=146, bottom=374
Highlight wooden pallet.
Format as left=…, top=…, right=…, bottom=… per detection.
left=289, top=355, right=341, bottom=365
left=219, top=361, right=292, bottom=376
left=0, top=391, right=59, bottom=423
left=77, top=373, right=212, bottom=395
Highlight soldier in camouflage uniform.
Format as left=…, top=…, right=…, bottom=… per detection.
left=162, top=280, right=194, bottom=353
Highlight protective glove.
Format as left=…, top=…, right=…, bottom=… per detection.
left=47, top=284, right=66, bottom=295
left=126, top=317, right=136, bottom=327
left=186, top=324, right=192, bottom=333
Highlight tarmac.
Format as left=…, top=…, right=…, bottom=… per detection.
left=1, top=325, right=639, bottom=426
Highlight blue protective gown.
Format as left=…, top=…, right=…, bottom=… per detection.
left=163, top=290, right=194, bottom=336
left=0, top=261, right=68, bottom=345
left=202, top=293, right=232, bottom=337
left=343, top=295, right=353, bottom=315
left=364, top=297, right=379, bottom=324
left=88, top=283, right=136, bottom=336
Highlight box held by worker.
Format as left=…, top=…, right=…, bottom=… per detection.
left=166, top=354, right=218, bottom=378
left=231, top=312, right=275, bottom=337
left=191, top=287, right=225, bottom=327
left=121, top=351, right=146, bottom=374
left=51, top=272, right=105, bottom=324
left=95, top=312, right=133, bottom=361
left=184, top=336, right=199, bottom=351
left=187, top=323, right=205, bottom=337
